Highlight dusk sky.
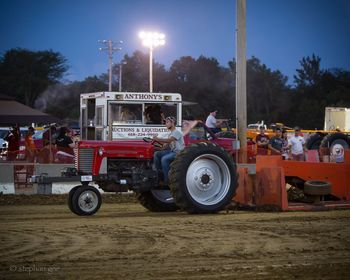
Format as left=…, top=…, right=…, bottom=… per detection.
left=1, top=0, right=349, bottom=85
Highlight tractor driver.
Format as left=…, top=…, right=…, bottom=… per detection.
left=153, top=116, right=184, bottom=185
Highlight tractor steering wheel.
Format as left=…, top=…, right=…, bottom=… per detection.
left=143, top=137, right=163, bottom=149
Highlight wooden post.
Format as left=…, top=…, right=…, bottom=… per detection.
left=236, top=0, right=247, bottom=163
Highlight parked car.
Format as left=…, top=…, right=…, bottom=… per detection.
left=0, top=127, right=10, bottom=158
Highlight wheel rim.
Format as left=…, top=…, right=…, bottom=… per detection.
left=330, top=140, right=348, bottom=157
left=186, top=154, right=231, bottom=205
left=78, top=190, right=99, bottom=212
left=151, top=189, right=175, bottom=204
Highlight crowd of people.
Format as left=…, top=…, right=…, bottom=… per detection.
left=2, top=109, right=309, bottom=166
left=205, top=109, right=308, bottom=161
left=256, top=126, right=307, bottom=161
left=2, top=125, right=76, bottom=163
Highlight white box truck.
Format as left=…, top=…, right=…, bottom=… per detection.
left=324, top=107, right=350, bottom=132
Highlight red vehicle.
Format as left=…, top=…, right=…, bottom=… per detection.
left=67, top=92, right=251, bottom=215
left=69, top=120, right=251, bottom=216
left=68, top=92, right=350, bottom=215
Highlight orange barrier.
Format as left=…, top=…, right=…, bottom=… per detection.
left=234, top=150, right=350, bottom=211
left=235, top=168, right=253, bottom=205
left=255, top=166, right=288, bottom=210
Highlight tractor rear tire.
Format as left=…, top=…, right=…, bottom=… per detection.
left=304, top=181, right=332, bottom=196
left=169, top=142, right=238, bottom=214
left=137, top=190, right=180, bottom=212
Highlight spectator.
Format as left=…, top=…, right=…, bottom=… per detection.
left=268, top=128, right=284, bottom=155
left=56, top=127, right=75, bottom=156
left=288, top=127, right=307, bottom=161
left=153, top=116, right=184, bottom=185
left=38, top=126, right=57, bottom=163
left=120, top=107, right=136, bottom=122
left=4, top=124, right=20, bottom=161
left=42, top=125, right=57, bottom=146
left=281, top=129, right=290, bottom=160
left=25, top=127, right=37, bottom=162
left=256, top=127, right=270, bottom=155
left=205, top=109, right=223, bottom=134
left=145, top=104, right=164, bottom=124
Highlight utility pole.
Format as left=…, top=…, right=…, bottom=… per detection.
left=98, top=40, right=123, bottom=91
left=236, top=0, right=247, bottom=163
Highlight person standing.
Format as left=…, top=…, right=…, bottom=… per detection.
left=256, top=127, right=270, bottom=155
left=38, top=126, right=57, bottom=163
left=25, top=126, right=37, bottom=162
left=281, top=129, right=290, bottom=160
left=153, top=116, right=184, bottom=185
left=205, top=109, right=223, bottom=134
left=5, top=124, right=20, bottom=161
left=268, top=128, right=284, bottom=155
left=288, top=127, right=307, bottom=161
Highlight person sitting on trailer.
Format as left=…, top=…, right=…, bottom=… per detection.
left=206, top=109, right=225, bottom=134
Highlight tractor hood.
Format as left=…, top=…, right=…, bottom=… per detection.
left=78, top=140, right=155, bottom=159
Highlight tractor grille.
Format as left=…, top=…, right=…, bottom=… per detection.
left=77, top=148, right=94, bottom=174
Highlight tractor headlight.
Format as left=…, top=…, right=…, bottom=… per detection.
left=98, top=147, right=104, bottom=156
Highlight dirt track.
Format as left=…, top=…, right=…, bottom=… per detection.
left=0, top=195, right=350, bottom=279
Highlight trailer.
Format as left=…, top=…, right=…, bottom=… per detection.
left=324, top=107, right=350, bottom=131
left=234, top=150, right=350, bottom=211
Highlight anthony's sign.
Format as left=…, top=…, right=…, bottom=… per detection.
left=123, top=93, right=163, bottom=101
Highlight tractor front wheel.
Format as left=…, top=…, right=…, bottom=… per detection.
left=71, top=186, right=102, bottom=216
left=68, top=185, right=82, bottom=214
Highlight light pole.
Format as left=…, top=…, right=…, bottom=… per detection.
left=139, top=31, right=165, bottom=92
left=98, top=39, right=123, bottom=91
left=119, top=60, right=127, bottom=92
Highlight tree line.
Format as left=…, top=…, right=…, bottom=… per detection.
left=0, top=48, right=349, bottom=129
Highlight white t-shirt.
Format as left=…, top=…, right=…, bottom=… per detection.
left=288, top=135, right=305, bottom=155
left=169, top=129, right=184, bottom=153
left=206, top=115, right=217, bottom=128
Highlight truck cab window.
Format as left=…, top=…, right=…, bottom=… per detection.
left=144, top=103, right=178, bottom=125
left=144, top=104, right=164, bottom=124
left=111, top=104, right=142, bottom=124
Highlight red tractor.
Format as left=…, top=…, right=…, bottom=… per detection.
left=68, top=122, right=243, bottom=216
left=68, top=92, right=259, bottom=215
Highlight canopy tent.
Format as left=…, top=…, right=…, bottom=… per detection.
left=0, top=97, right=59, bottom=125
